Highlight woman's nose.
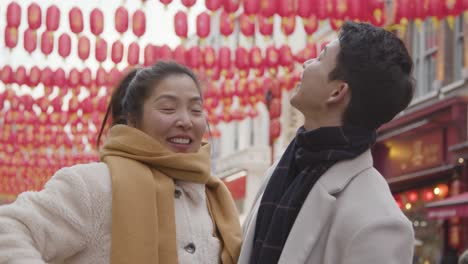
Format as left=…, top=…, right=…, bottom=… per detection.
left=176, top=112, right=193, bottom=129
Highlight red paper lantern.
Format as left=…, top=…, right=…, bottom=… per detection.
left=68, top=68, right=81, bottom=88
left=203, top=47, right=217, bottom=69
left=298, top=0, right=313, bottom=18
left=1, top=66, right=13, bottom=84
left=7, top=2, right=21, bottom=28
left=95, top=38, right=108, bottom=63
left=244, top=0, right=260, bottom=16
left=4, top=27, right=18, bottom=49
left=144, top=44, right=157, bottom=66
left=240, top=14, right=255, bottom=37
left=281, top=15, right=296, bottom=36
left=111, top=41, right=124, bottom=64
left=270, top=119, right=281, bottom=142
left=41, top=67, right=54, bottom=87
left=279, top=45, right=293, bottom=68
left=54, top=68, right=67, bottom=89
left=220, top=11, right=235, bottom=36
left=206, top=0, right=223, bottom=11
left=182, top=0, right=197, bottom=8
left=250, top=46, right=264, bottom=69
left=407, top=191, right=419, bottom=203
left=173, top=45, right=187, bottom=65
left=78, top=36, right=91, bottom=61
left=96, top=67, right=108, bottom=87
left=46, top=5, right=60, bottom=31
left=90, top=8, right=104, bottom=36
left=348, top=0, right=367, bottom=21
left=258, top=16, right=274, bottom=37
left=396, top=0, right=414, bottom=24
left=128, top=42, right=140, bottom=65
left=80, top=68, right=92, bottom=87
left=224, top=0, right=241, bottom=14
left=41, top=31, right=54, bottom=56
left=24, top=29, right=37, bottom=54
left=369, top=6, right=386, bottom=27
left=175, top=11, right=188, bottom=38
left=186, top=46, right=202, bottom=69
left=58, top=33, right=71, bottom=58
left=428, top=0, right=446, bottom=20
left=303, top=15, right=319, bottom=36
left=28, top=66, right=41, bottom=87
left=132, top=10, right=146, bottom=37
left=235, top=47, right=250, bottom=77
left=28, top=3, right=42, bottom=30
left=218, top=46, right=232, bottom=71
left=115, top=7, right=129, bottom=34
left=315, top=0, right=331, bottom=20
left=332, top=0, right=348, bottom=20
left=109, top=68, right=122, bottom=87
left=196, top=12, right=211, bottom=39
left=265, top=45, right=279, bottom=72
left=158, top=45, right=173, bottom=60
left=15, top=66, right=27, bottom=86
left=260, top=0, right=276, bottom=17
left=69, top=7, right=84, bottom=34
left=278, top=0, right=297, bottom=17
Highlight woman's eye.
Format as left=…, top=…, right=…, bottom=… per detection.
left=161, top=108, right=175, bottom=112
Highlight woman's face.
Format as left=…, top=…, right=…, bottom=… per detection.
left=136, top=74, right=206, bottom=153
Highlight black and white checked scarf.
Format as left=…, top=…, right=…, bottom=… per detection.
left=250, top=126, right=376, bottom=264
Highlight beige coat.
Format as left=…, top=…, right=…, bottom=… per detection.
left=239, top=150, right=414, bottom=264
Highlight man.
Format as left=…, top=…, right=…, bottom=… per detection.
left=239, top=22, right=415, bottom=264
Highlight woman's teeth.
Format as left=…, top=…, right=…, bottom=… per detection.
left=169, top=138, right=191, bottom=144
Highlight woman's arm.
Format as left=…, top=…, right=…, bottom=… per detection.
left=0, top=166, right=95, bottom=263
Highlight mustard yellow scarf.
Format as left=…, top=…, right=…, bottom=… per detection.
left=99, top=125, right=242, bottom=264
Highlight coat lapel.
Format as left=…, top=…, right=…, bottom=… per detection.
left=278, top=150, right=374, bottom=263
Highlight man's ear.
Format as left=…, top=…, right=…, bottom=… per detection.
left=327, top=82, right=349, bottom=104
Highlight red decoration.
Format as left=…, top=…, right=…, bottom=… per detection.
left=218, top=46, right=231, bottom=71
left=160, top=0, right=173, bottom=6
left=220, top=11, right=235, bottom=36
left=1, top=66, right=13, bottom=84
left=128, top=42, right=140, bottom=65
left=69, top=7, right=84, bottom=34
left=158, top=45, right=173, bottom=60
left=90, top=8, right=104, bottom=36
left=41, top=31, right=54, bottom=56
left=28, top=66, right=41, bottom=87
left=203, top=47, right=217, bottom=69
left=182, top=0, right=197, bottom=8
left=235, top=47, right=250, bottom=77
left=96, top=67, right=108, bottom=87
left=331, top=0, right=348, bottom=20
left=265, top=45, right=279, bottom=73
left=68, top=68, right=81, bottom=88
left=270, top=119, right=281, bottom=142
left=206, top=0, right=223, bottom=11
left=244, top=0, right=260, bottom=16
left=279, top=45, right=293, bottom=69
left=58, top=33, right=71, bottom=58
left=5, top=27, right=18, bottom=49
left=15, top=66, right=27, bottom=86
left=144, top=44, right=157, bottom=66
left=7, top=2, right=21, bottom=28
left=348, top=0, right=367, bottom=20
left=224, top=0, right=240, bottom=13
left=132, top=10, right=146, bottom=37
left=260, top=0, right=276, bottom=17
left=407, top=191, right=419, bottom=202
left=396, top=0, right=414, bottom=24
left=78, top=36, right=91, bottom=61
left=258, top=16, right=274, bottom=37
left=111, top=41, right=124, bottom=64
left=298, top=0, right=313, bottom=18
left=46, top=5, right=60, bottom=31
left=303, top=15, right=319, bottom=35
left=109, top=68, right=122, bottom=86
left=281, top=15, right=296, bottom=36
left=269, top=98, right=281, bottom=118
left=423, top=189, right=435, bottom=201
left=175, top=11, right=188, bottom=38
left=187, top=46, right=202, bottom=69
left=115, top=7, right=129, bottom=34
left=173, top=45, right=187, bottom=65
left=315, top=0, right=330, bottom=20
left=28, top=3, right=42, bottom=30
left=240, top=14, right=255, bottom=37
left=278, top=0, right=297, bottom=17
left=80, top=68, right=92, bottom=87
left=41, top=67, right=54, bottom=88
left=24, top=29, right=37, bottom=54
left=54, top=68, right=67, bottom=89
left=196, top=12, right=211, bottom=39
left=250, top=46, right=264, bottom=69
left=95, top=38, right=108, bottom=63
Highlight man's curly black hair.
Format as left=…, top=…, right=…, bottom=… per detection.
left=329, top=22, right=415, bottom=130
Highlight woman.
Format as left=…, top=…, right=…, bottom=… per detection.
left=0, top=61, right=242, bottom=264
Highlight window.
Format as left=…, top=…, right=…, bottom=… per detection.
left=411, top=19, right=439, bottom=99
left=454, top=15, right=465, bottom=81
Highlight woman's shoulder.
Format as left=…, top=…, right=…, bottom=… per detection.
left=51, top=162, right=112, bottom=194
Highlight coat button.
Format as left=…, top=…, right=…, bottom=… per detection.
left=184, top=243, right=196, bottom=254
left=174, top=189, right=182, bottom=199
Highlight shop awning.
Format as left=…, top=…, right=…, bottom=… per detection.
left=426, top=192, right=468, bottom=219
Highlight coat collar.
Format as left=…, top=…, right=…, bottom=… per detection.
left=239, top=150, right=374, bottom=264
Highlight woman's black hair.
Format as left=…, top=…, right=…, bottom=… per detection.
left=96, top=61, right=202, bottom=148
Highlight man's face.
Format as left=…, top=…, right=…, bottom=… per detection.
left=290, top=40, right=342, bottom=117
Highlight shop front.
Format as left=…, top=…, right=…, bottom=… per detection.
left=373, top=97, right=468, bottom=263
